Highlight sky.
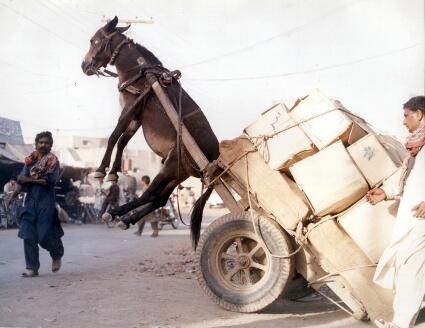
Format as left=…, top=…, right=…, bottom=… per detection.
left=0, top=0, right=423, bottom=149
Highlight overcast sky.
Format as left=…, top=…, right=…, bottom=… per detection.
left=0, top=0, right=423, bottom=149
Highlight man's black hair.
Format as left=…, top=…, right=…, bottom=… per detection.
left=35, top=131, right=53, bottom=145
left=403, top=96, right=425, bottom=114
left=141, top=175, right=150, bottom=184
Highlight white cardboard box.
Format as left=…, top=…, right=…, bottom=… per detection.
left=338, top=199, right=398, bottom=263
left=244, top=103, right=315, bottom=170
left=348, top=134, right=399, bottom=187
left=290, top=89, right=353, bottom=149
left=289, top=140, right=369, bottom=216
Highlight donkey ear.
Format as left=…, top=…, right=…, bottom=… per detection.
left=116, top=25, right=131, bottom=34
left=104, top=16, right=118, bottom=32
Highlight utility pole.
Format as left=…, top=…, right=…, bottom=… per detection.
left=101, top=16, right=154, bottom=25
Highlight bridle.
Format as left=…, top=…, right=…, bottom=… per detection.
left=89, top=29, right=132, bottom=76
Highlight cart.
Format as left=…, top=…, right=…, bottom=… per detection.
left=150, top=79, right=394, bottom=325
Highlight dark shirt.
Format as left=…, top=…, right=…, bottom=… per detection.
left=106, top=184, right=120, bottom=205
left=18, top=161, right=63, bottom=242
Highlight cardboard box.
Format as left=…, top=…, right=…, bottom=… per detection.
left=219, top=136, right=311, bottom=230
left=289, top=140, right=369, bottom=216
left=290, top=89, right=353, bottom=149
left=348, top=134, right=399, bottom=187
left=340, top=121, right=369, bottom=146
left=338, top=199, right=398, bottom=263
left=244, top=103, right=315, bottom=170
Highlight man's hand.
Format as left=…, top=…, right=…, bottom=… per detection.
left=412, top=202, right=425, bottom=219
left=367, top=188, right=386, bottom=205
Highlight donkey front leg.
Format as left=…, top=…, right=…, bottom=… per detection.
left=107, top=120, right=142, bottom=181
left=95, top=100, right=140, bottom=178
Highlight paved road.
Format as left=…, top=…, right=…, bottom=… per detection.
left=0, top=208, right=388, bottom=328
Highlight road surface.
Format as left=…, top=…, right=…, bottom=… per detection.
left=0, top=208, right=421, bottom=328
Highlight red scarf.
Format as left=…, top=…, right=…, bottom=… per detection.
left=24, top=151, right=59, bottom=175
left=405, top=125, right=425, bottom=157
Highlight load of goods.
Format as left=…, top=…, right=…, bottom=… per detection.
left=220, top=88, right=407, bottom=264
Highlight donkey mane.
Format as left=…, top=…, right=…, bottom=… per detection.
left=134, top=43, right=163, bottom=66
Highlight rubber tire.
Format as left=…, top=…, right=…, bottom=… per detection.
left=195, top=211, right=294, bottom=313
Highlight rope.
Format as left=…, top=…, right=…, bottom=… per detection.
left=203, top=147, right=257, bottom=189
left=308, top=264, right=377, bottom=287
left=314, top=288, right=355, bottom=317
left=247, top=106, right=375, bottom=165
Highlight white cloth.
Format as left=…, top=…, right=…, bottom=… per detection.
left=94, top=182, right=106, bottom=211
left=374, top=148, right=425, bottom=327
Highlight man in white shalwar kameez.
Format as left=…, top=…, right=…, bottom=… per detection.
left=367, top=96, right=425, bottom=328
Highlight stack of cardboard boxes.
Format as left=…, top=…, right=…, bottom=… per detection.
left=242, top=89, right=408, bottom=263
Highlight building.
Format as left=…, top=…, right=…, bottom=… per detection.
left=0, top=117, right=24, bottom=145
left=54, top=135, right=162, bottom=178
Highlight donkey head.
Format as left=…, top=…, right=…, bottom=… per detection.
left=81, top=16, right=130, bottom=76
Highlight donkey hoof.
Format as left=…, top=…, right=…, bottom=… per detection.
left=106, top=173, right=119, bottom=182
left=94, top=171, right=106, bottom=179
left=117, top=220, right=129, bottom=230
left=101, top=212, right=113, bottom=223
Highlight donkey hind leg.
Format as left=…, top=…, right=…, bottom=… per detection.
left=119, top=176, right=184, bottom=228
left=107, top=148, right=187, bottom=218
left=107, top=120, right=142, bottom=182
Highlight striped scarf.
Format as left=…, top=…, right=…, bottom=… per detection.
left=398, top=124, right=425, bottom=193
left=405, top=124, right=425, bottom=157
left=24, top=151, right=58, bottom=177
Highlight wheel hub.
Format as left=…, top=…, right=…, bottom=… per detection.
left=237, top=255, right=250, bottom=269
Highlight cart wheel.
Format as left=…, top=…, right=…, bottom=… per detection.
left=196, top=211, right=294, bottom=313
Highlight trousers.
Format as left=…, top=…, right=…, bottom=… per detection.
left=24, top=233, right=64, bottom=272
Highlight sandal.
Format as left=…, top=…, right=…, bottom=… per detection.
left=21, top=269, right=39, bottom=277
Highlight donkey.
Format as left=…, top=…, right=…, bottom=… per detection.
left=81, top=17, right=218, bottom=248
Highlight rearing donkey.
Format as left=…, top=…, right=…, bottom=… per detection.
left=81, top=17, right=219, bottom=248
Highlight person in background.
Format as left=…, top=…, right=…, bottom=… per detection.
left=12, top=131, right=64, bottom=277
left=368, top=96, right=425, bottom=328
left=4, top=175, right=19, bottom=206
left=99, top=179, right=120, bottom=218
left=94, top=177, right=106, bottom=219
left=123, top=171, right=138, bottom=202
left=134, top=175, right=159, bottom=237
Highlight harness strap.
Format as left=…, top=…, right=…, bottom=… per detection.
left=118, top=66, right=182, bottom=95
left=110, top=39, right=131, bottom=65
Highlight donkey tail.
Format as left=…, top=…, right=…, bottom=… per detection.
left=190, top=187, right=213, bottom=250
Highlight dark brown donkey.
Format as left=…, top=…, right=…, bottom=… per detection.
left=81, top=17, right=219, bottom=247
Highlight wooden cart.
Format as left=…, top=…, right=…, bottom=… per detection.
left=151, top=79, right=393, bottom=325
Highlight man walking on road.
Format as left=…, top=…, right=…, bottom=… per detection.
left=14, top=131, right=64, bottom=277
left=367, top=96, right=425, bottom=328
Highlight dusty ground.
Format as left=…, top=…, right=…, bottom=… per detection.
left=0, top=207, right=423, bottom=328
